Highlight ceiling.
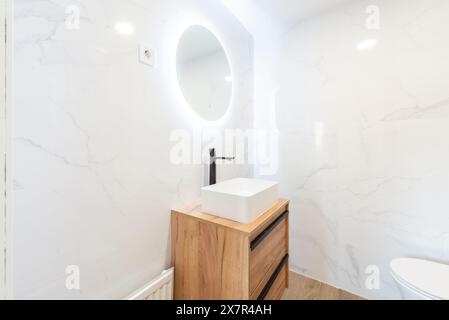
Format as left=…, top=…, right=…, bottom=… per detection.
left=252, top=0, right=354, bottom=27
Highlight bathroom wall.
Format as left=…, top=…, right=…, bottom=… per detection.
left=0, top=0, right=7, bottom=299
left=275, top=0, right=449, bottom=299
left=12, top=0, right=253, bottom=299
left=222, top=0, right=285, bottom=176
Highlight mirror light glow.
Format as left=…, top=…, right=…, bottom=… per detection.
left=176, top=25, right=233, bottom=122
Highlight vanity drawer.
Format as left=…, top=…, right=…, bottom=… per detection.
left=249, top=211, right=288, bottom=297
left=172, top=199, right=289, bottom=300
left=259, top=255, right=289, bottom=300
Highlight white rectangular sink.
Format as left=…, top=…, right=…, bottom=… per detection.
left=201, top=178, right=279, bottom=224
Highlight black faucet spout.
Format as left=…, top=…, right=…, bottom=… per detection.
left=209, top=148, right=235, bottom=186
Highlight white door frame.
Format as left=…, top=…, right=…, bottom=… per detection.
left=0, top=0, right=12, bottom=300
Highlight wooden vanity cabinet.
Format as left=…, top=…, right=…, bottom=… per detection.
left=171, top=199, right=289, bottom=300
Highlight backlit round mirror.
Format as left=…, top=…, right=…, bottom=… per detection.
left=176, top=25, right=232, bottom=121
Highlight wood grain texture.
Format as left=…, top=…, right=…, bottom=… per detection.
left=172, top=212, right=249, bottom=300
left=249, top=217, right=288, bottom=297
left=172, top=199, right=289, bottom=238
left=285, top=214, right=290, bottom=289
left=171, top=199, right=290, bottom=300
left=282, top=272, right=365, bottom=300
left=264, top=265, right=288, bottom=300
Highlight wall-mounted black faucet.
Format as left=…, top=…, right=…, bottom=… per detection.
left=209, top=148, right=235, bottom=186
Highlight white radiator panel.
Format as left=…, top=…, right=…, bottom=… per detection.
left=126, top=268, right=174, bottom=300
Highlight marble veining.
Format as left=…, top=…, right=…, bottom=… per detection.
left=270, top=0, right=449, bottom=299
left=13, top=0, right=253, bottom=299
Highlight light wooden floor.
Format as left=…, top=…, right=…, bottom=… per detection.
left=282, top=272, right=365, bottom=300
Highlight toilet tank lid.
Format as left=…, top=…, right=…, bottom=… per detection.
left=391, top=258, right=449, bottom=300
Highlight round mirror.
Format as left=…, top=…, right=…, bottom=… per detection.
left=176, top=26, right=232, bottom=121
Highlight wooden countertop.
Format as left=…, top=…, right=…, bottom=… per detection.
left=171, top=198, right=290, bottom=237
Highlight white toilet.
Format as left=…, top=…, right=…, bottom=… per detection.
left=391, top=258, right=449, bottom=300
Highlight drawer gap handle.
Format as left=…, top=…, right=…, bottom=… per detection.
left=257, top=254, right=289, bottom=301
left=250, top=211, right=289, bottom=251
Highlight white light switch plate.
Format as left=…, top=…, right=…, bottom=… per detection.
left=139, top=44, right=155, bottom=67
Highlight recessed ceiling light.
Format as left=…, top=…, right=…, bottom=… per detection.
left=357, top=39, right=377, bottom=51
left=115, top=22, right=134, bottom=36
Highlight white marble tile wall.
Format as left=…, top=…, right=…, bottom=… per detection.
left=274, top=0, right=449, bottom=299
left=0, top=0, right=7, bottom=299
left=12, top=0, right=253, bottom=299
